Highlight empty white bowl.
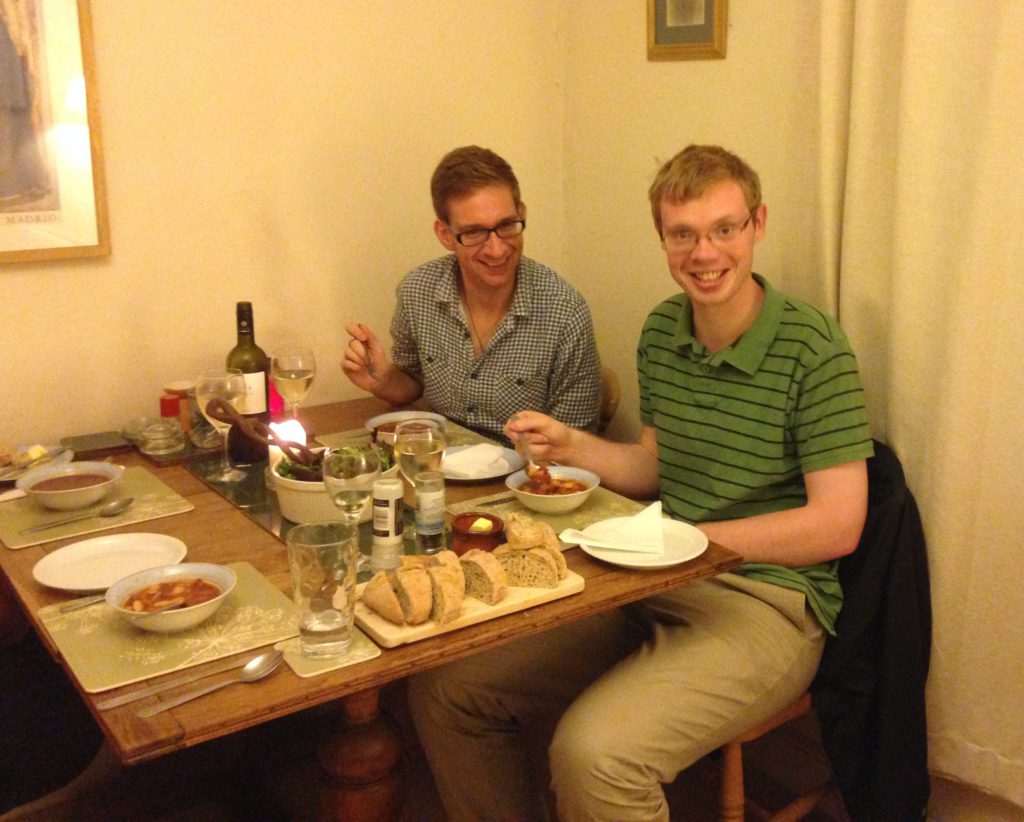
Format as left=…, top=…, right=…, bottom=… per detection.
left=505, top=466, right=599, bottom=515
left=106, top=563, right=236, bottom=633
left=17, top=461, right=124, bottom=511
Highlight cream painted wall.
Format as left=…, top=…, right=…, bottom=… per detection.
left=563, top=1, right=844, bottom=442
left=1, top=1, right=567, bottom=444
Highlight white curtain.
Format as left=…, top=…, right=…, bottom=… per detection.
left=823, top=1, right=1024, bottom=807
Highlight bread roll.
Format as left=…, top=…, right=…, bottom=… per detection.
left=362, top=571, right=405, bottom=625
left=460, top=549, right=508, bottom=604
left=394, top=565, right=432, bottom=625
left=494, top=544, right=559, bottom=588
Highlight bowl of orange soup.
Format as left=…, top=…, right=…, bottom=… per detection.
left=105, top=563, right=236, bottom=633
left=17, top=461, right=124, bottom=511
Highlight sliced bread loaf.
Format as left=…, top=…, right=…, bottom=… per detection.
left=493, top=544, right=560, bottom=588
left=460, top=549, right=508, bottom=604
left=393, top=565, right=432, bottom=625
left=427, top=564, right=465, bottom=624
left=362, top=570, right=405, bottom=625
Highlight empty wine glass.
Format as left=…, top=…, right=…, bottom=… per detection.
left=195, top=367, right=247, bottom=483
left=322, top=440, right=381, bottom=574
left=270, top=347, right=317, bottom=418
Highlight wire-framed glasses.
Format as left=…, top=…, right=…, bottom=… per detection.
left=662, top=213, right=754, bottom=253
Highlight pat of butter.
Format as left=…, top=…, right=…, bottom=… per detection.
left=468, top=517, right=493, bottom=533
left=26, top=444, right=48, bottom=460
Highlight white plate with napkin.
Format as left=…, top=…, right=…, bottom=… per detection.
left=560, top=502, right=708, bottom=569
left=443, top=444, right=524, bottom=481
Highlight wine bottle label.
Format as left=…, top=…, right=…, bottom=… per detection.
left=236, top=372, right=268, bottom=415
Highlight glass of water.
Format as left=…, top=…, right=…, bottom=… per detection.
left=285, top=521, right=358, bottom=659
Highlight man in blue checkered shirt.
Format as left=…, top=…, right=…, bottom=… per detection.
left=342, top=145, right=601, bottom=444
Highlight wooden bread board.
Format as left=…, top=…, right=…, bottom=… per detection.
left=354, top=570, right=585, bottom=648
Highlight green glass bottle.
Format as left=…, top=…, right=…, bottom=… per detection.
left=226, top=301, right=270, bottom=464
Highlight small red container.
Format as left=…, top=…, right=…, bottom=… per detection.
left=450, top=512, right=505, bottom=556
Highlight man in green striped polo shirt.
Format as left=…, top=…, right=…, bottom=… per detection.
left=409, top=145, right=874, bottom=821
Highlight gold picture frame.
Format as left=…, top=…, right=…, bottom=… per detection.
left=0, top=0, right=109, bottom=264
left=647, top=0, right=728, bottom=62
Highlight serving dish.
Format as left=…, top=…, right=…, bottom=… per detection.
left=105, top=562, right=236, bottom=633
left=505, top=466, right=599, bottom=515
left=16, top=461, right=122, bottom=511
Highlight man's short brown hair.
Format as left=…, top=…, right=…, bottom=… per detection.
left=430, top=146, right=523, bottom=222
left=648, top=145, right=762, bottom=234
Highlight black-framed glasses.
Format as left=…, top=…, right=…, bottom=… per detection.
left=450, top=219, right=526, bottom=247
left=662, top=213, right=753, bottom=253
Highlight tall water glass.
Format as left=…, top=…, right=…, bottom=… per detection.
left=285, top=521, right=358, bottom=659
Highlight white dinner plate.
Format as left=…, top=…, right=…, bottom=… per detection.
left=442, top=445, right=524, bottom=481
left=364, top=410, right=447, bottom=433
left=32, top=533, right=188, bottom=593
left=573, top=516, right=708, bottom=569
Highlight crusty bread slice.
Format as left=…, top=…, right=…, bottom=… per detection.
left=535, top=521, right=567, bottom=580
left=430, top=549, right=461, bottom=573
left=362, top=570, right=405, bottom=625
left=460, top=549, right=508, bottom=604
left=427, top=564, right=465, bottom=624
left=393, top=565, right=432, bottom=625
left=493, top=544, right=560, bottom=588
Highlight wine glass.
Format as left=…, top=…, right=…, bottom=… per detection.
left=394, top=419, right=446, bottom=487
left=194, top=367, right=247, bottom=483
left=322, top=441, right=381, bottom=573
left=270, top=347, right=317, bottom=418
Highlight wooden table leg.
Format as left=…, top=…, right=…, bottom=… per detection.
left=318, top=687, right=404, bottom=821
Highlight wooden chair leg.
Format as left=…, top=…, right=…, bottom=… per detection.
left=718, top=740, right=746, bottom=822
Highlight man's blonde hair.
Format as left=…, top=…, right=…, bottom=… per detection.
left=648, top=145, right=761, bottom=234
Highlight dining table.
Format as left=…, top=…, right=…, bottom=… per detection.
left=0, top=397, right=743, bottom=820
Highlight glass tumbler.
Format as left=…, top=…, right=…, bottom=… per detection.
left=285, top=521, right=358, bottom=659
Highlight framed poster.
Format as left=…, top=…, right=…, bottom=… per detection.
left=647, top=0, right=728, bottom=61
left=1, top=0, right=109, bottom=263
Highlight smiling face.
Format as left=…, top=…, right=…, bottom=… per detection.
left=658, top=180, right=766, bottom=316
left=435, top=184, right=525, bottom=294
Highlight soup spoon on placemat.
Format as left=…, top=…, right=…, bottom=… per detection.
left=136, top=650, right=284, bottom=718
left=21, top=497, right=134, bottom=534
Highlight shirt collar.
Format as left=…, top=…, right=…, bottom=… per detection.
left=670, top=273, right=782, bottom=375
left=435, top=254, right=533, bottom=317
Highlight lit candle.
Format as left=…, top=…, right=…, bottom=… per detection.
left=268, top=419, right=307, bottom=474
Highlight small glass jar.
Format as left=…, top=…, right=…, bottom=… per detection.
left=414, top=470, right=446, bottom=554
left=450, top=511, right=505, bottom=555
left=140, top=419, right=186, bottom=455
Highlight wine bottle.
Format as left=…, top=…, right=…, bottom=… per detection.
left=226, top=301, right=270, bottom=464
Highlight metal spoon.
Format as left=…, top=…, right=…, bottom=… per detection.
left=21, top=497, right=134, bottom=534
left=510, top=414, right=541, bottom=476
left=137, top=650, right=285, bottom=718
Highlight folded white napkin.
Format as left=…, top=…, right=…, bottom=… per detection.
left=443, top=444, right=510, bottom=479
left=560, top=501, right=666, bottom=554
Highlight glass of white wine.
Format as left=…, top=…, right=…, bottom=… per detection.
left=322, top=440, right=381, bottom=575
left=270, top=347, right=316, bottom=418
left=394, top=419, right=446, bottom=487
left=194, top=367, right=247, bottom=483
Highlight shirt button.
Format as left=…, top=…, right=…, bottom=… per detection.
left=470, top=373, right=478, bottom=380
left=467, top=406, right=476, bottom=414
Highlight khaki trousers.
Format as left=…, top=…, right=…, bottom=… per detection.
left=408, top=574, right=825, bottom=822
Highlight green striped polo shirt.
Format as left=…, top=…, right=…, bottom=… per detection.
left=637, top=274, right=873, bottom=633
